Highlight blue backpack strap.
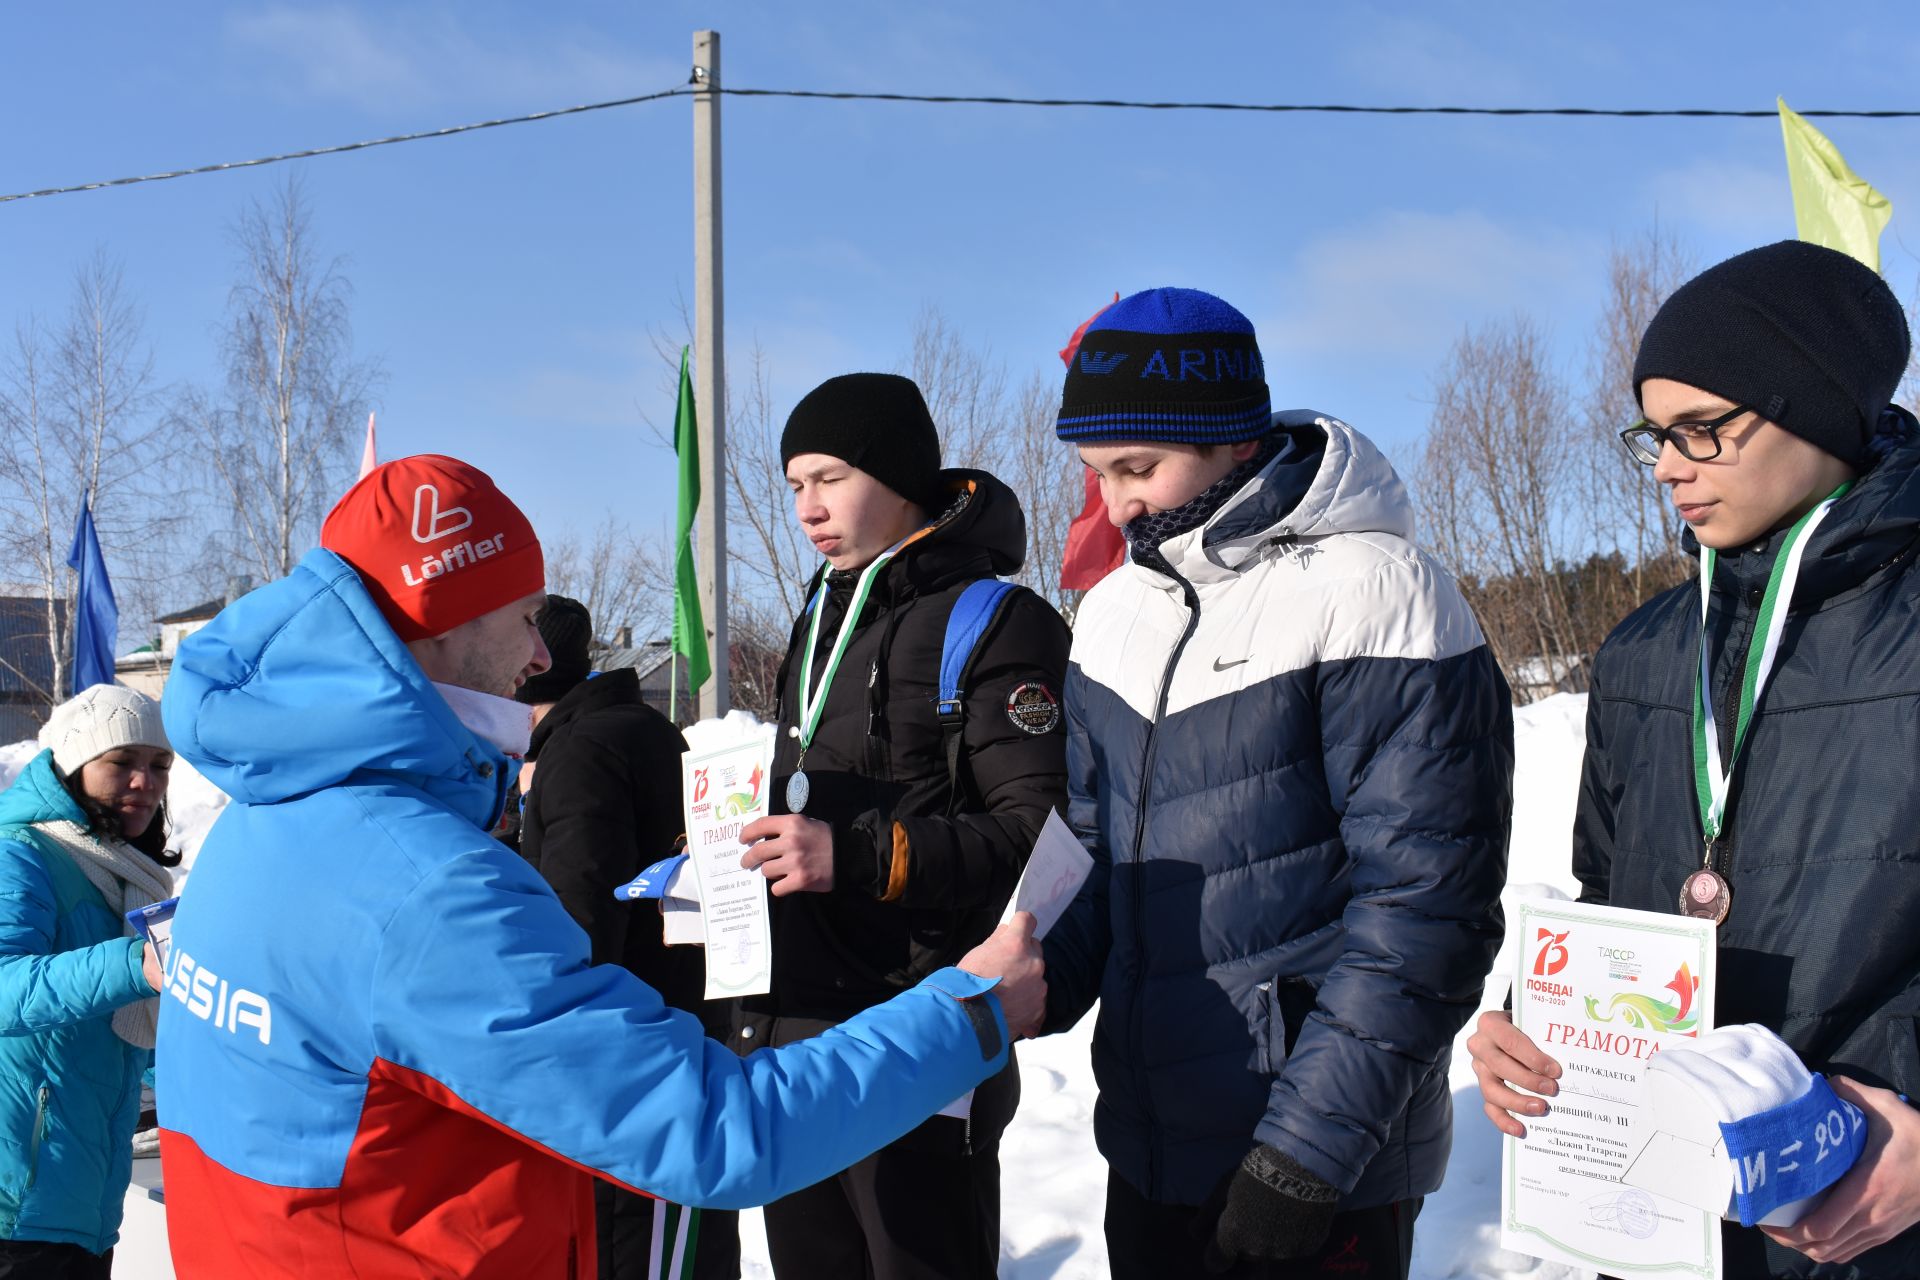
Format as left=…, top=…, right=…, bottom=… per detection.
left=937, top=580, right=1020, bottom=811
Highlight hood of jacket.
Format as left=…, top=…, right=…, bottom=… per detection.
left=921, top=467, right=1026, bottom=578
left=162, top=548, right=509, bottom=828
left=1148, top=411, right=1415, bottom=588
left=0, top=750, right=87, bottom=830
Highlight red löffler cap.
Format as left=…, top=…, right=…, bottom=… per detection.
left=321, top=455, right=544, bottom=641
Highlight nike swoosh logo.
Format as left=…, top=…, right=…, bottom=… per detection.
left=1212, top=656, right=1250, bottom=671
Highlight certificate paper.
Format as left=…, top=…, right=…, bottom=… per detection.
left=1500, top=898, right=1721, bottom=1280
left=683, top=727, right=777, bottom=999
left=998, top=809, right=1093, bottom=939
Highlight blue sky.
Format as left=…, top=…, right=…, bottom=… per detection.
left=4, top=2, right=1917, bottom=595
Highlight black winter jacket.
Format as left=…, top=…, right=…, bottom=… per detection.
left=1575, top=415, right=1920, bottom=1278
left=518, top=668, right=720, bottom=1032
left=740, top=469, right=1071, bottom=1026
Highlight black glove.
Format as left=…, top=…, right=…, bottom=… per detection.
left=1196, top=1143, right=1340, bottom=1273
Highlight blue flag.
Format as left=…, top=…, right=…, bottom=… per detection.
left=67, top=497, right=117, bottom=693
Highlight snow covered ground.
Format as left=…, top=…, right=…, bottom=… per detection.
left=0, top=691, right=1599, bottom=1279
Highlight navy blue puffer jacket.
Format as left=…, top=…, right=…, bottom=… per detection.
left=1043, top=414, right=1513, bottom=1208
left=1575, top=413, right=1920, bottom=1278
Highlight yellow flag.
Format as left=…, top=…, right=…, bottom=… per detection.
left=1778, top=97, right=1892, bottom=272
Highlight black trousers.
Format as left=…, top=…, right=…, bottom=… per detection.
left=597, top=1179, right=741, bottom=1280
left=761, top=1118, right=1001, bottom=1280
left=0, top=1241, right=112, bottom=1279
left=739, top=1010, right=1016, bottom=1280
left=1105, top=1170, right=1420, bottom=1280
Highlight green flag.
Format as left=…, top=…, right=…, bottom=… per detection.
left=671, top=347, right=712, bottom=704
left=1779, top=97, right=1892, bottom=272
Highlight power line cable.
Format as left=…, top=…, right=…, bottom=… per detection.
left=713, top=87, right=1920, bottom=118
left=5, top=82, right=1917, bottom=206
left=0, top=85, right=693, bottom=205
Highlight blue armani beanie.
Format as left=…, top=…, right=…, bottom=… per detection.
left=1055, top=288, right=1271, bottom=445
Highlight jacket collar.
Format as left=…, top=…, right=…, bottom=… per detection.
left=0, top=750, right=88, bottom=830
left=812, top=468, right=1021, bottom=609
left=526, top=668, right=641, bottom=761
left=1143, top=412, right=1415, bottom=589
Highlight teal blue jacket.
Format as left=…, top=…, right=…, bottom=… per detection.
left=0, top=750, right=153, bottom=1253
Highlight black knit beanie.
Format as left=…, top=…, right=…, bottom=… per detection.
left=780, top=373, right=943, bottom=507
left=1056, top=287, right=1271, bottom=445
left=515, top=594, right=593, bottom=705
left=1633, top=240, right=1910, bottom=469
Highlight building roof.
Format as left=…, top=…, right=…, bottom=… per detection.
left=594, top=639, right=675, bottom=681
left=155, top=599, right=225, bottom=626
left=0, top=596, right=58, bottom=699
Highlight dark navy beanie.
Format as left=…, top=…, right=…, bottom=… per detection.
left=781, top=372, right=943, bottom=506
left=516, top=594, right=593, bottom=705
left=1633, top=241, right=1910, bottom=469
left=1056, top=288, right=1271, bottom=445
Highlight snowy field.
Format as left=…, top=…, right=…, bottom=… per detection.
left=0, top=693, right=1597, bottom=1279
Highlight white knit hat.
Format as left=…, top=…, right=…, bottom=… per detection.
left=39, top=685, right=170, bottom=775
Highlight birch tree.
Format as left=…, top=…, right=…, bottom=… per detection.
left=188, top=177, right=380, bottom=583
left=0, top=257, right=173, bottom=704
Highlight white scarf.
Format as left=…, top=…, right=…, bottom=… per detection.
left=433, top=682, right=534, bottom=758
left=36, top=820, right=174, bottom=1048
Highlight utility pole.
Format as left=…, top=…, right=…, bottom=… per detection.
left=692, top=29, right=730, bottom=716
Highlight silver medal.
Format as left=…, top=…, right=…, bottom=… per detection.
left=786, top=770, right=811, bottom=814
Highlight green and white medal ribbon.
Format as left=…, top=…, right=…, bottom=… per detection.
left=647, top=1199, right=700, bottom=1280
left=787, top=535, right=911, bottom=813
left=1685, top=482, right=1851, bottom=922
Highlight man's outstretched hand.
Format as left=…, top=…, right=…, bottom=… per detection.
left=959, top=912, right=1046, bottom=1039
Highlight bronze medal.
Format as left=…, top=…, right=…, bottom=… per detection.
left=1678, top=868, right=1730, bottom=925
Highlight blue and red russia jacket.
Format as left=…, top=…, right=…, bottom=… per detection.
left=157, top=549, right=1008, bottom=1278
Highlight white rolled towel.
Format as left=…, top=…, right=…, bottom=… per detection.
left=1642, top=1024, right=1865, bottom=1227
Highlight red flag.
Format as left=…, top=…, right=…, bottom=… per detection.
left=1060, top=466, right=1125, bottom=591
left=1058, top=291, right=1120, bottom=368
left=1058, top=294, right=1126, bottom=592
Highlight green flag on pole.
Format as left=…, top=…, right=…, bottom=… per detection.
left=671, top=347, right=712, bottom=710
left=1779, top=97, right=1892, bottom=272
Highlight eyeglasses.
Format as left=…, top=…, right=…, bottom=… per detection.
left=1619, top=404, right=1752, bottom=466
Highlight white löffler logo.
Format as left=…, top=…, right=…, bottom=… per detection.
left=411, top=484, right=473, bottom=544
